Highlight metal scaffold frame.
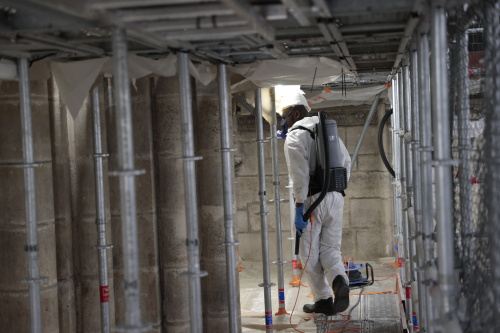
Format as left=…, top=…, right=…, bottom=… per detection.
left=178, top=51, right=206, bottom=333
left=217, top=62, right=240, bottom=333
left=91, top=85, right=113, bottom=333
left=255, top=88, right=275, bottom=333
left=18, top=57, right=45, bottom=333
left=111, top=27, right=149, bottom=333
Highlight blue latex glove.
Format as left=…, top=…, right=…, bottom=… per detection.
left=295, top=206, right=308, bottom=236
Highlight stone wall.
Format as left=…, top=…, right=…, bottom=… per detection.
left=234, top=102, right=395, bottom=263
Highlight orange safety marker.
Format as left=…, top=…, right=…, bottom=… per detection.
left=298, top=262, right=304, bottom=270
left=289, top=274, right=301, bottom=287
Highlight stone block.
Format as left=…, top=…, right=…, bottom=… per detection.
left=345, top=125, right=380, bottom=155
left=0, top=284, right=59, bottom=333
left=55, top=218, right=74, bottom=278
left=111, top=213, right=158, bottom=270
left=350, top=198, right=381, bottom=228
left=195, top=77, right=219, bottom=96
left=234, top=140, right=259, bottom=177
left=109, top=157, right=155, bottom=215
left=378, top=172, right=394, bottom=198
left=380, top=199, right=394, bottom=228
left=356, top=230, right=393, bottom=260
left=197, top=154, right=224, bottom=207
left=113, top=269, right=161, bottom=327
left=357, top=154, right=386, bottom=172
left=248, top=202, right=275, bottom=232
left=0, top=223, right=57, bottom=290
left=0, top=79, right=49, bottom=97
left=57, top=278, right=77, bottom=333
left=238, top=231, right=292, bottom=263
left=234, top=175, right=272, bottom=210
left=156, top=212, right=188, bottom=267
left=78, top=275, right=115, bottom=333
left=154, top=75, right=181, bottom=96
left=0, top=99, right=52, bottom=162
left=236, top=210, right=249, bottom=233
left=161, top=267, right=190, bottom=325
left=267, top=199, right=291, bottom=232
left=340, top=229, right=356, bottom=259
left=347, top=171, right=384, bottom=198
left=152, top=100, right=183, bottom=155
left=156, top=157, right=185, bottom=215
left=237, top=232, right=263, bottom=261
left=0, top=163, right=54, bottom=225
left=198, top=205, right=226, bottom=258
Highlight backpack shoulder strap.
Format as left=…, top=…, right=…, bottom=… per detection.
left=289, top=126, right=315, bottom=140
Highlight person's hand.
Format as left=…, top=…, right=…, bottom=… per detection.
left=295, top=206, right=308, bottom=236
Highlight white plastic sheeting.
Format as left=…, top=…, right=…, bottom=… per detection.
left=2, top=53, right=216, bottom=119
left=305, top=84, right=389, bottom=108
left=230, top=57, right=351, bottom=88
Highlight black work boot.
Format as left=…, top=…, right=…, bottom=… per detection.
left=303, top=297, right=335, bottom=315
left=332, top=275, right=350, bottom=313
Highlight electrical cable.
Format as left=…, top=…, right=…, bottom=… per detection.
left=378, top=108, right=395, bottom=177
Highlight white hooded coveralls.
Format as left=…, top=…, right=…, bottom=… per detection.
left=284, top=116, right=351, bottom=302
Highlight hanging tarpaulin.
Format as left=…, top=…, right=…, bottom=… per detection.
left=52, top=57, right=109, bottom=119
left=230, top=57, right=352, bottom=88
left=305, top=83, right=389, bottom=108
left=22, top=52, right=216, bottom=119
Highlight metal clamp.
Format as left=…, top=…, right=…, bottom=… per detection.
left=115, top=323, right=153, bottom=333
left=272, top=260, right=288, bottom=265
left=91, top=244, right=113, bottom=250
left=258, top=282, right=276, bottom=287
left=181, top=270, right=208, bottom=278
left=21, top=276, right=48, bottom=284
left=108, top=169, right=146, bottom=176
left=418, top=146, right=434, bottom=152
left=287, top=237, right=295, bottom=241
left=285, top=185, right=293, bottom=189
left=177, top=156, right=203, bottom=162
left=255, top=211, right=271, bottom=215
left=89, top=153, right=109, bottom=158
left=256, top=139, right=270, bottom=143
left=215, top=148, right=237, bottom=152
left=426, top=159, right=459, bottom=166
left=220, top=241, right=241, bottom=246
left=0, top=161, right=49, bottom=168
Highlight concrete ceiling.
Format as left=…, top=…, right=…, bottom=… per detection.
left=0, top=0, right=429, bottom=86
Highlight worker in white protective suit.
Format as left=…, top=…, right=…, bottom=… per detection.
left=279, top=91, right=351, bottom=316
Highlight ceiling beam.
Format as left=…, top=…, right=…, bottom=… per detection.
left=116, top=4, right=235, bottom=22
left=89, top=0, right=213, bottom=10
left=280, top=0, right=312, bottom=26
left=219, top=0, right=275, bottom=42
left=327, top=0, right=414, bottom=16
left=141, top=15, right=246, bottom=32
left=161, top=25, right=255, bottom=41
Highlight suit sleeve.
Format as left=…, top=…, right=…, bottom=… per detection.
left=284, top=130, right=311, bottom=203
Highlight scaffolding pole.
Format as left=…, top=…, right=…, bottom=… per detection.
left=410, top=45, right=428, bottom=332
left=217, top=63, right=239, bottom=333
left=269, top=92, right=287, bottom=316
left=18, top=57, right=43, bottom=333
left=430, top=4, right=461, bottom=331
left=287, top=176, right=301, bottom=286
left=417, top=29, right=436, bottom=333
left=91, top=86, right=113, bottom=333
left=111, top=27, right=149, bottom=333
left=178, top=51, right=205, bottom=333
left=456, top=21, right=473, bottom=277
left=398, top=69, right=412, bottom=332
left=255, top=88, right=274, bottom=333
left=392, top=73, right=405, bottom=285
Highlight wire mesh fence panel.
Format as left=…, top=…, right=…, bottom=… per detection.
left=450, top=1, right=500, bottom=332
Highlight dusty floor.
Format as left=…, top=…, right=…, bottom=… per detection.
left=239, top=257, right=403, bottom=332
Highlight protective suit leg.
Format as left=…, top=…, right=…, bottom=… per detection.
left=300, top=192, right=348, bottom=302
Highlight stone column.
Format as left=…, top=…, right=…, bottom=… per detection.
left=0, top=79, right=59, bottom=331
left=48, top=78, right=77, bottom=332
left=70, top=81, right=115, bottom=333
left=152, top=75, right=190, bottom=332
left=195, top=78, right=241, bottom=331
left=105, top=77, right=161, bottom=331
